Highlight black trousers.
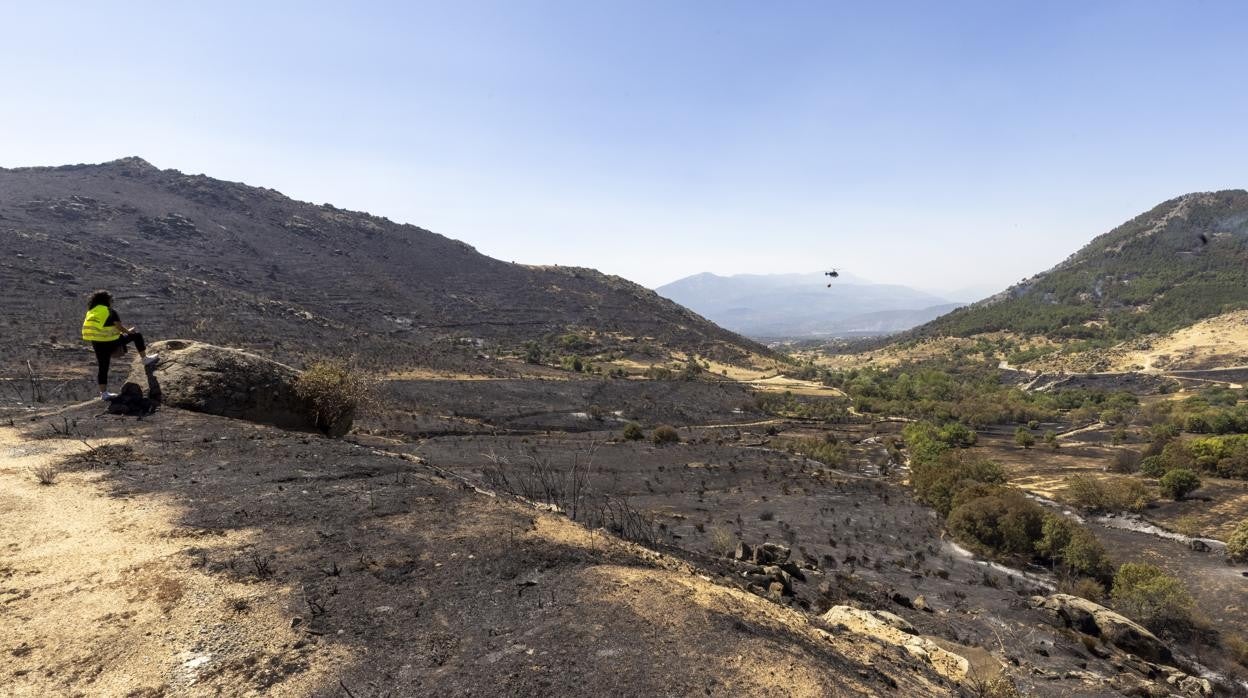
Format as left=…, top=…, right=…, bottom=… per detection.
left=91, top=333, right=146, bottom=385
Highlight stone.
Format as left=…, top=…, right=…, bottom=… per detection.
left=778, top=561, right=806, bottom=583
left=890, top=591, right=914, bottom=609
left=1031, top=594, right=1171, bottom=664
left=1188, top=539, right=1211, bottom=553
left=1178, top=676, right=1212, bottom=696
left=127, top=339, right=354, bottom=437
left=733, top=542, right=753, bottom=562
left=754, top=543, right=791, bottom=565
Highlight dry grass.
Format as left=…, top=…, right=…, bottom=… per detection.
left=708, top=526, right=736, bottom=557
left=30, top=463, right=59, bottom=485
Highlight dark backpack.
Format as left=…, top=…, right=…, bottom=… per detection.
left=107, top=382, right=157, bottom=416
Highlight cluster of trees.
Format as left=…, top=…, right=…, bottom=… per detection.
left=752, top=392, right=850, bottom=421
left=822, top=363, right=1136, bottom=427
left=1142, top=433, right=1247, bottom=481
left=1141, top=387, right=1248, bottom=436
left=903, top=422, right=1113, bottom=581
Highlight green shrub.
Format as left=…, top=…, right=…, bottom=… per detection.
left=1015, top=426, right=1036, bottom=449
left=524, top=342, right=544, bottom=364
left=1111, top=563, right=1196, bottom=636
left=1140, top=455, right=1167, bottom=478
left=1043, top=430, right=1059, bottom=450
left=783, top=437, right=847, bottom=467
left=622, top=422, right=644, bottom=441
left=938, top=422, right=977, bottom=448
left=1225, top=520, right=1248, bottom=563
left=902, top=422, right=950, bottom=466
left=1063, top=475, right=1151, bottom=512
left=1159, top=468, right=1201, bottom=500
left=652, top=425, right=680, bottom=446
left=1035, top=514, right=1075, bottom=562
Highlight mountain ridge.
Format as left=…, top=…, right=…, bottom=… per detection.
left=0, top=157, right=770, bottom=371
left=911, top=189, right=1248, bottom=342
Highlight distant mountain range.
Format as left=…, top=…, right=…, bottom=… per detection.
left=655, top=271, right=966, bottom=339
left=914, top=190, right=1248, bottom=341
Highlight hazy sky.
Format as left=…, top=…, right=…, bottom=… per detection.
left=2, top=2, right=1245, bottom=297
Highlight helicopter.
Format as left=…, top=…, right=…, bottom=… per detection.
left=825, top=270, right=839, bottom=288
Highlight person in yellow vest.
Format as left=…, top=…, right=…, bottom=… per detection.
left=81, top=290, right=159, bottom=401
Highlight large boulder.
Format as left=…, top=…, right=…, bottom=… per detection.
left=1030, top=594, right=1171, bottom=664
left=821, top=606, right=969, bottom=682
left=127, top=340, right=353, bottom=437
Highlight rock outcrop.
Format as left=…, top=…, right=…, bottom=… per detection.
left=1030, top=594, right=1171, bottom=664
left=821, top=606, right=971, bottom=682
left=127, top=339, right=353, bottom=437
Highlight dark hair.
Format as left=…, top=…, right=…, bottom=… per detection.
left=88, top=290, right=113, bottom=309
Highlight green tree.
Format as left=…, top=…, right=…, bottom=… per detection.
left=1062, top=528, right=1112, bottom=580
left=1159, top=468, right=1201, bottom=500
left=1035, top=514, right=1075, bottom=563
left=1015, top=426, right=1036, bottom=449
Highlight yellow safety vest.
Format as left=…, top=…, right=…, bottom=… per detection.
left=82, top=305, right=121, bottom=342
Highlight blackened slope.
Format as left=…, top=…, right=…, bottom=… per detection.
left=0, top=158, right=767, bottom=368
left=915, top=190, right=1248, bottom=340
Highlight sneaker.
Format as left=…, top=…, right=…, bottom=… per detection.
left=142, top=353, right=160, bottom=366
left=100, top=391, right=118, bottom=401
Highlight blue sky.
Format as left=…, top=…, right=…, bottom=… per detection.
left=2, top=1, right=1245, bottom=297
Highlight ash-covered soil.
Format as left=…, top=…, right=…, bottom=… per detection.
left=3, top=403, right=961, bottom=697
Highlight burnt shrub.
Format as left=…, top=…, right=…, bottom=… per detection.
left=1109, top=448, right=1140, bottom=473
left=294, top=360, right=374, bottom=437
left=652, top=425, right=680, bottom=446
left=622, top=422, right=644, bottom=441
